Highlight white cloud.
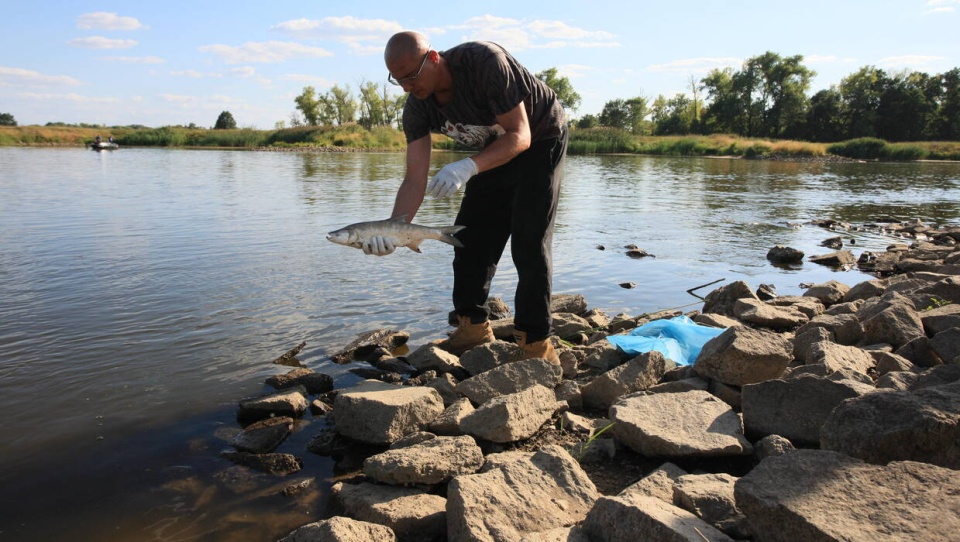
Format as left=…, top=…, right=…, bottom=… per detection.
left=16, top=92, right=119, bottom=104
left=171, top=70, right=222, bottom=78
left=878, top=54, right=948, bottom=67
left=450, top=16, right=618, bottom=52
left=102, top=56, right=165, bottom=64
left=924, top=0, right=958, bottom=12
left=282, top=73, right=336, bottom=88
left=555, top=64, right=593, bottom=79
left=230, top=67, right=257, bottom=78
left=272, top=16, right=403, bottom=55
left=527, top=20, right=615, bottom=41
left=69, top=36, right=138, bottom=50
left=648, top=57, right=742, bottom=74
left=160, top=94, right=198, bottom=104
left=77, top=12, right=147, bottom=31
left=0, top=66, right=84, bottom=86
left=199, top=41, right=333, bottom=64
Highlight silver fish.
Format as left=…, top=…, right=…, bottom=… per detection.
left=326, top=216, right=464, bottom=253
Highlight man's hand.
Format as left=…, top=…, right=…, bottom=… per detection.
left=426, top=158, right=478, bottom=199
left=362, top=235, right=396, bottom=256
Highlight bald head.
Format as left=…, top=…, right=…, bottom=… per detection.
left=385, top=31, right=430, bottom=66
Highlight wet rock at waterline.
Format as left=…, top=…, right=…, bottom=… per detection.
left=218, top=217, right=960, bottom=541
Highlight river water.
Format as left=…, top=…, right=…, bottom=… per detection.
left=1, top=147, right=958, bottom=540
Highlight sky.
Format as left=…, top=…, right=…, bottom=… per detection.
left=2, top=1, right=958, bottom=129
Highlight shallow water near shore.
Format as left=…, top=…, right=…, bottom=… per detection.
left=1, top=147, right=959, bottom=540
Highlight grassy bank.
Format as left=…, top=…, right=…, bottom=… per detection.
left=2, top=125, right=959, bottom=160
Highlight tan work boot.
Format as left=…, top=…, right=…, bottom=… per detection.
left=437, top=315, right=495, bottom=356
left=514, top=330, right=560, bottom=365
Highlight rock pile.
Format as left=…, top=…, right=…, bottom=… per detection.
left=227, top=219, right=960, bottom=541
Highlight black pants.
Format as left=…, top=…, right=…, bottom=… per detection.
left=452, top=131, right=567, bottom=342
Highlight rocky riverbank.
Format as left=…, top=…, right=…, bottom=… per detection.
left=221, top=218, right=960, bottom=541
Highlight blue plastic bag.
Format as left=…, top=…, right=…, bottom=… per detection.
left=606, top=315, right=725, bottom=365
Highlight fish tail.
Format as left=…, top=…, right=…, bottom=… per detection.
left=438, top=225, right=465, bottom=248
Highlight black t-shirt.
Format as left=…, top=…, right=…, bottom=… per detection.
left=402, top=41, right=566, bottom=150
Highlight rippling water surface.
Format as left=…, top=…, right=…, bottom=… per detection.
left=1, top=147, right=958, bottom=540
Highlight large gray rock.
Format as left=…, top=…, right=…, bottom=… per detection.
left=446, top=445, right=599, bottom=542
left=742, top=375, right=874, bottom=445
left=767, top=295, right=825, bottom=319
left=920, top=302, right=960, bottom=335
left=733, top=298, right=809, bottom=330
left=582, top=494, right=734, bottom=542
left=404, top=344, right=465, bottom=375
left=363, top=435, right=484, bottom=485
left=552, top=312, right=593, bottom=338
left=333, top=380, right=445, bottom=445
left=735, top=450, right=960, bottom=541
left=460, top=384, right=558, bottom=443
left=610, top=390, right=752, bottom=457
left=802, top=280, right=850, bottom=307
left=618, top=462, right=688, bottom=502
left=694, top=327, right=793, bottom=386
left=237, top=386, right=309, bottom=426
left=581, top=350, right=675, bottom=410
left=806, top=341, right=876, bottom=375
left=455, top=358, right=562, bottom=405
left=331, top=482, right=445, bottom=541
left=265, top=367, right=334, bottom=395
left=795, top=313, right=863, bottom=345
left=229, top=416, right=294, bottom=454
left=279, top=516, right=397, bottom=542
left=702, top=281, right=759, bottom=317
left=458, top=340, right=518, bottom=375
left=429, top=397, right=474, bottom=435
left=859, top=293, right=925, bottom=349
left=673, top=473, right=749, bottom=538
left=931, top=327, right=960, bottom=364
left=820, top=380, right=960, bottom=468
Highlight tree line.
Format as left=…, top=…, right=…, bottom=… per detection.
left=287, top=53, right=959, bottom=144
left=578, top=52, right=960, bottom=143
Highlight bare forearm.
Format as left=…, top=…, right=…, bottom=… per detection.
left=391, top=178, right=425, bottom=221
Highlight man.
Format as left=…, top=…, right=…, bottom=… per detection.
left=367, top=30, right=567, bottom=364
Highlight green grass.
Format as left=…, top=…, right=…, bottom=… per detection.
left=3, top=124, right=960, bottom=161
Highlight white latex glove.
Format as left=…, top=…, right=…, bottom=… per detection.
left=426, top=158, right=478, bottom=199
left=361, top=235, right=396, bottom=256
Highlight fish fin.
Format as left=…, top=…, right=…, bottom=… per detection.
left=408, top=240, right=423, bottom=253
left=438, top=225, right=466, bottom=248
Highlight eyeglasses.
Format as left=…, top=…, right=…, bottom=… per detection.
left=388, top=51, right=430, bottom=86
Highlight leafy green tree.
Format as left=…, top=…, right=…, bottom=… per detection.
left=575, top=114, right=599, bottom=129
left=803, top=88, right=845, bottom=142
left=535, top=68, right=582, bottom=112
left=651, top=94, right=696, bottom=135
left=701, top=52, right=813, bottom=138
left=701, top=68, right=740, bottom=134
left=325, top=84, right=357, bottom=126
left=294, top=86, right=321, bottom=126
left=598, top=99, right=629, bottom=130
left=357, top=80, right=394, bottom=129
left=598, top=97, right=648, bottom=133
left=840, top=66, right=885, bottom=138
left=876, top=71, right=936, bottom=141
left=933, top=68, right=960, bottom=140
left=0, top=112, right=16, bottom=126
left=625, top=97, right=650, bottom=135
left=391, top=95, right=407, bottom=129
left=214, top=111, right=237, bottom=130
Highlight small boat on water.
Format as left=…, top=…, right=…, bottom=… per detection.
left=91, top=141, right=120, bottom=151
